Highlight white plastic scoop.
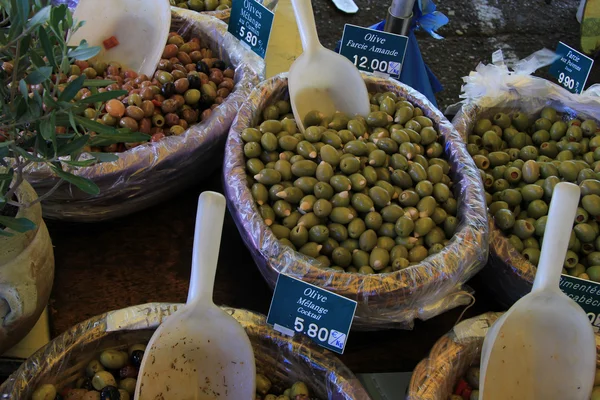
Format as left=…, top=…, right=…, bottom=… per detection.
left=288, top=0, right=370, bottom=133
left=68, top=0, right=171, bottom=77
left=479, top=182, right=596, bottom=400
left=134, top=191, right=256, bottom=400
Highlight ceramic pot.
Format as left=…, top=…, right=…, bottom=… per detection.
left=0, top=180, right=54, bottom=354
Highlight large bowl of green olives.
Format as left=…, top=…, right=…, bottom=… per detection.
left=223, top=74, right=489, bottom=329
left=0, top=303, right=369, bottom=399
left=453, top=92, right=600, bottom=308
left=24, top=8, right=262, bottom=222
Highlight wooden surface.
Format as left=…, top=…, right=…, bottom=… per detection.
left=46, top=169, right=504, bottom=374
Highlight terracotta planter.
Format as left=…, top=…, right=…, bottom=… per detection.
left=0, top=180, right=54, bottom=354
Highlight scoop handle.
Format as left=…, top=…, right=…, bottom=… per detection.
left=532, top=182, right=580, bottom=292
left=291, top=0, right=321, bottom=55
left=187, top=191, right=227, bottom=304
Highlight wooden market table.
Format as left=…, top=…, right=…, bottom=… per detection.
left=45, top=167, right=504, bottom=374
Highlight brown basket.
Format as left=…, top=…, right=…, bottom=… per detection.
left=408, top=311, right=600, bottom=399
left=0, top=303, right=370, bottom=400
left=223, top=74, right=489, bottom=329
left=453, top=98, right=600, bottom=308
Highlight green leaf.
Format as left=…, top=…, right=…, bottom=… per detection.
left=38, top=26, right=57, bottom=69
left=59, top=55, right=70, bottom=75
left=18, top=78, right=27, bottom=96
left=89, top=152, right=119, bottom=162
left=51, top=166, right=99, bottom=195
left=50, top=4, right=66, bottom=34
left=29, top=48, right=46, bottom=68
left=25, top=66, right=52, bottom=84
left=26, top=5, right=51, bottom=29
left=88, top=131, right=150, bottom=146
left=43, top=91, right=58, bottom=108
left=68, top=111, right=79, bottom=134
left=62, top=159, right=97, bottom=167
left=83, top=79, right=116, bottom=87
left=15, top=0, right=29, bottom=25
left=56, top=134, right=89, bottom=157
left=73, top=115, right=118, bottom=135
left=39, top=112, right=56, bottom=144
left=0, top=230, right=14, bottom=237
left=0, top=140, right=15, bottom=148
left=67, top=41, right=101, bottom=61
left=77, top=90, right=126, bottom=104
left=0, top=174, right=13, bottom=181
left=58, top=74, right=85, bottom=102
left=0, top=216, right=36, bottom=232
left=13, top=146, right=45, bottom=162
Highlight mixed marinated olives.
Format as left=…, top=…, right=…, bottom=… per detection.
left=27, top=31, right=235, bottom=153
left=450, top=365, right=600, bottom=400
left=243, top=92, right=459, bottom=274
left=31, top=343, right=315, bottom=400
left=171, top=0, right=232, bottom=11
left=467, top=107, right=600, bottom=281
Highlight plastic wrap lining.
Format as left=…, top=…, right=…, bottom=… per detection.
left=407, top=312, right=501, bottom=399
left=25, top=8, right=263, bottom=222
left=452, top=68, right=600, bottom=308
left=0, top=303, right=370, bottom=400
left=223, top=73, right=489, bottom=330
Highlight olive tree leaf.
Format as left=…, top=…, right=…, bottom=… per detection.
left=58, top=74, right=85, bottom=102
left=56, top=134, right=89, bottom=157
left=77, top=90, right=126, bottom=104
left=26, top=4, right=50, bottom=29
left=83, top=79, right=116, bottom=87
left=12, top=146, right=45, bottom=162
left=50, top=166, right=99, bottom=195
left=0, top=216, right=36, bottom=233
left=62, top=159, right=96, bottom=167
left=38, top=26, right=57, bottom=69
left=73, top=115, right=119, bottom=135
left=88, top=132, right=150, bottom=146
left=67, top=41, right=101, bottom=61
left=88, top=152, right=119, bottom=162
left=24, top=66, right=52, bottom=84
left=15, top=0, right=29, bottom=25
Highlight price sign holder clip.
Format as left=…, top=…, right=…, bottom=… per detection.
left=266, top=274, right=357, bottom=354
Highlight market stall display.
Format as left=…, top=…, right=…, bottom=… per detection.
left=454, top=65, right=600, bottom=307
left=0, top=304, right=369, bottom=399
left=224, top=73, right=489, bottom=329
left=407, top=312, right=600, bottom=400
left=24, top=8, right=262, bottom=222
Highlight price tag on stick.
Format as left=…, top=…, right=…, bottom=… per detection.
left=266, top=274, right=357, bottom=354
left=228, top=0, right=274, bottom=59
left=339, top=24, right=408, bottom=79
left=549, top=41, right=594, bottom=94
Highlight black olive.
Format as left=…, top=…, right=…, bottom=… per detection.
left=198, top=93, right=213, bottom=110
left=212, top=60, right=226, bottom=70
left=196, top=61, right=209, bottom=75
left=131, top=349, right=144, bottom=369
left=100, top=386, right=120, bottom=400
left=54, top=395, right=63, bottom=400
left=80, top=377, right=94, bottom=390
left=161, top=82, right=176, bottom=98
left=188, top=75, right=201, bottom=90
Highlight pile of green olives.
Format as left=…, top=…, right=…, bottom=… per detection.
left=243, top=93, right=459, bottom=274
left=467, top=107, right=600, bottom=281
left=450, top=365, right=600, bottom=400
left=171, top=0, right=231, bottom=11
left=30, top=343, right=314, bottom=400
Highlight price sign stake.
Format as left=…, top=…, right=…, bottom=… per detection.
left=267, top=274, right=357, bottom=354
left=549, top=41, right=594, bottom=94
left=228, top=0, right=274, bottom=59
left=338, top=24, right=408, bottom=79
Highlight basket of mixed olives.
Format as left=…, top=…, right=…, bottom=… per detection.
left=407, top=312, right=600, bottom=400
left=453, top=90, right=600, bottom=307
left=223, top=74, right=489, bottom=329
left=0, top=303, right=369, bottom=399
left=24, top=8, right=262, bottom=221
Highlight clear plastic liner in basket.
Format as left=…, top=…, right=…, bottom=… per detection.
left=0, top=303, right=370, bottom=400
left=223, top=73, right=489, bottom=330
left=25, top=8, right=263, bottom=222
left=451, top=49, right=600, bottom=308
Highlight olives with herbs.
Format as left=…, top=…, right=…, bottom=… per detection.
left=468, top=107, right=600, bottom=282
left=244, top=92, right=459, bottom=274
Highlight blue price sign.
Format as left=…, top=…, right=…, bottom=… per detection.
left=560, top=275, right=600, bottom=333
left=549, top=41, right=594, bottom=94
left=339, top=24, right=408, bottom=78
left=228, top=0, right=274, bottom=59
left=266, top=274, right=357, bottom=354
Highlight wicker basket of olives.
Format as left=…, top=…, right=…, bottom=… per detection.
left=453, top=88, right=600, bottom=307
left=0, top=303, right=369, bottom=399
left=23, top=8, right=262, bottom=222
left=407, top=312, right=600, bottom=400
left=223, top=74, right=489, bottom=329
